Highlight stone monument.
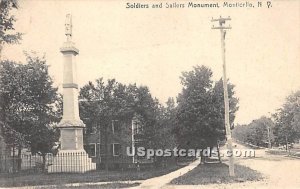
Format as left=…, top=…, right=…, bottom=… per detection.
left=48, top=14, right=96, bottom=173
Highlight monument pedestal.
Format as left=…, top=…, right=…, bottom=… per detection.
left=48, top=150, right=96, bottom=173
left=48, top=126, right=96, bottom=173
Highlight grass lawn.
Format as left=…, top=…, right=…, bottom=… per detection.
left=0, top=164, right=183, bottom=187
left=35, top=182, right=140, bottom=189
left=170, top=163, right=263, bottom=185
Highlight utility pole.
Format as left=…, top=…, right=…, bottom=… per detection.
left=211, top=16, right=235, bottom=177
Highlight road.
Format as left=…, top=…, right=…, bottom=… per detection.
left=136, top=143, right=300, bottom=189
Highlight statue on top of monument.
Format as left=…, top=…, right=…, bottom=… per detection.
left=65, top=14, right=72, bottom=41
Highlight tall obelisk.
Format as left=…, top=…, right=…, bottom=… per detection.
left=48, top=14, right=96, bottom=173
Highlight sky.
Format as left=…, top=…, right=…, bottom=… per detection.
left=2, top=0, right=300, bottom=125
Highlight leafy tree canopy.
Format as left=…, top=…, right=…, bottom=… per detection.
left=0, top=53, right=61, bottom=155
left=0, top=0, right=22, bottom=45
left=273, top=91, right=300, bottom=144
left=175, top=65, right=239, bottom=149
left=233, top=116, right=274, bottom=147
left=79, top=78, right=160, bottom=148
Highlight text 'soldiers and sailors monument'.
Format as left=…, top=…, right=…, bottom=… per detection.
left=48, top=14, right=96, bottom=173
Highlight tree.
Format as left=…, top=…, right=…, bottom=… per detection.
left=0, top=0, right=22, bottom=158
left=233, top=117, right=274, bottom=147
left=154, top=97, right=177, bottom=150
left=0, top=53, right=61, bottom=170
left=273, top=91, right=300, bottom=148
left=0, top=0, right=22, bottom=58
left=232, top=124, right=248, bottom=143
left=80, top=78, right=129, bottom=170
left=175, top=65, right=239, bottom=162
left=79, top=78, right=160, bottom=169
left=149, top=97, right=178, bottom=166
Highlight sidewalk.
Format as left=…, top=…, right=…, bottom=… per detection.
left=0, top=180, right=142, bottom=189
left=132, top=159, right=200, bottom=189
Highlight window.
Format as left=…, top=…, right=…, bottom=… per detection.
left=132, top=120, right=142, bottom=135
left=86, top=123, right=99, bottom=134
left=111, top=143, right=121, bottom=156
left=112, top=120, right=121, bottom=134
left=91, top=126, right=97, bottom=134
left=84, top=143, right=96, bottom=157
left=91, top=122, right=100, bottom=134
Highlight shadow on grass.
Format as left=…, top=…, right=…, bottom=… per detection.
left=170, top=163, right=263, bottom=185
left=0, top=164, right=183, bottom=187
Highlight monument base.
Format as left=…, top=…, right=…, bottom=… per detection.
left=48, top=150, right=96, bottom=173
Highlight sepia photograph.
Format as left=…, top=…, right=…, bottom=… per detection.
left=0, top=0, right=299, bottom=188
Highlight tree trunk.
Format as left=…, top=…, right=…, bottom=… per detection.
left=42, top=154, right=47, bottom=172
left=17, top=146, right=22, bottom=171
left=0, top=42, right=3, bottom=61
left=217, top=141, right=222, bottom=163
left=12, top=145, right=15, bottom=173
left=200, top=153, right=205, bottom=164
left=104, top=126, right=108, bottom=172
left=285, top=135, right=288, bottom=152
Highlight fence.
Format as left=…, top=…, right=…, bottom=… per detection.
left=0, top=154, right=53, bottom=174
left=0, top=153, right=155, bottom=174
